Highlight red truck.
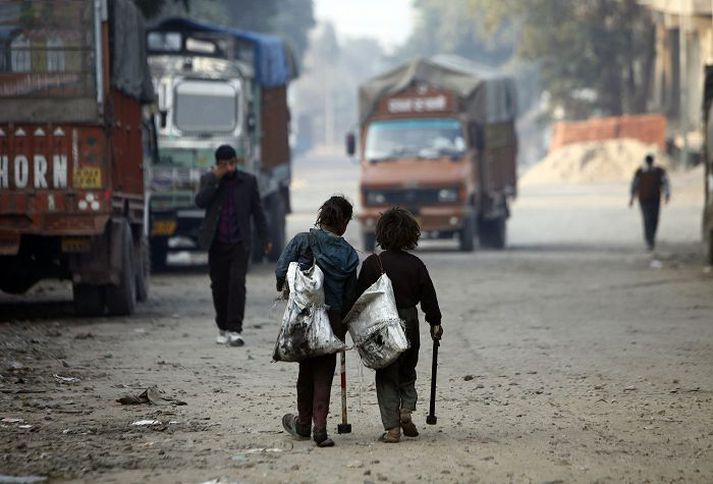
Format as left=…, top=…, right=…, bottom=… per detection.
left=350, top=57, right=518, bottom=251
left=0, top=0, right=155, bottom=315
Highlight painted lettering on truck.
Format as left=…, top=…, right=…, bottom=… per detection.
left=0, top=154, right=68, bottom=189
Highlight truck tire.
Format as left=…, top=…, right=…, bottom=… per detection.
left=135, top=234, right=150, bottom=302
left=458, top=214, right=475, bottom=252
left=150, top=237, right=168, bottom=272
left=106, top=221, right=137, bottom=316
left=478, top=216, right=506, bottom=249
left=267, top=197, right=287, bottom=263
left=0, top=271, right=37, bottom=295
left=73, top=283, right=105, bottom=317
left=363, top=232, right=376, bottom=252
left=708, top=230, right=713, bottom=265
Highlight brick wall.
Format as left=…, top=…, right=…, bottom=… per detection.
left=550, top=114, right=667, bottom=152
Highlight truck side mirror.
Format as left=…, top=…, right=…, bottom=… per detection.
left=345, top=132, right=356, bottom=156
left=159, top=110, right=168, bottom=129
left=247, top=113, right=256, bottom=132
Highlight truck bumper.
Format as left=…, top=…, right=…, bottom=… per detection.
left=359, top=206, right=471, bottom=236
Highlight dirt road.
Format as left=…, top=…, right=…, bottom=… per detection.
left=1, top=153, right=712, bottom=483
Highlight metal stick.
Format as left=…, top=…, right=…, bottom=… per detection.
left=426, top=339, right=439, bottom=425
left=337, top=350, right=351, bottom=433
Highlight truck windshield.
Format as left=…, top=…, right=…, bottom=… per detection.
left=174, top=80, right=239, bottom=134
left=157, top=148, right=214, bottom=168
left=0, top=0, right=95, bottom=98
left=365, top=118, right=466, bottom=161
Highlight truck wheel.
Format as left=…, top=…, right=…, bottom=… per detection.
left=267, top=196, right=286, bottom=263
left=73, top=284, right=105, bottom=317
left=363, top=232, right=376, bottom=252
left=0, top=272, right=37, bottom=294
left=478, top=216, right=506, bottom=249
left=135, top=234, right=150, bottom=302
left=106, top=221, right=137, bottom=316
left=458, top=214, right=475, bottom=252
left=150, top=237, right=168, bottom=272
left=708, top=230, right=713, bottom=265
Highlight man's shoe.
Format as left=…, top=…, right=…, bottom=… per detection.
left=378, top=427, right=401, bottom=443
left=400, top=409, right=419, bottom=437
left=282, top=414, right=310, bottom=440
left=228, top=332, right=244, bottom=347
left=216, top=331, right=228, bottom=345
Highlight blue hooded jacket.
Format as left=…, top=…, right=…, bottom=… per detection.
left=275, top=228, right=359, bottom=315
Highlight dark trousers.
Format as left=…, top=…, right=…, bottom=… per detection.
left=640, top=199, right=661, bottom=248
left=375, top=307, right=420, bottom=430
left=296, top=311, right=342, bottom=433
left=208, top=240, right=249, bottom=332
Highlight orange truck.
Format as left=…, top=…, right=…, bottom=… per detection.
left=349, top=57, right=518, bottom=251
left=0, top=0, right=155, bottom=315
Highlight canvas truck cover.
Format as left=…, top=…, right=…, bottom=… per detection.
left=359, top=56, right=517, bottom=125
left=0, top=0, right=153, bottom=124
left=148, top=17, right=298, bottom=88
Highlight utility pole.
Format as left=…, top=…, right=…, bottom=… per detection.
left=679, top=0, right=690, bottom=167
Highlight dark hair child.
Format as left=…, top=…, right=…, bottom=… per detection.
left=274, top=195, right=359, bottom=447
left=356, top=207, right=443, bottom=443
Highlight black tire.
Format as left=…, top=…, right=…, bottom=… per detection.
left=135, top=234, right=150, bottom=302
left=478, top=216, right=507, bottom=249
left=267, top=196, right=286, bottom=263
left=363, top=232, right=376, bottom=252
left=458, top=214, right=475, bottom=252
left=106, top=221, right=137, bottom=316
left=73, top=283, right=105, bottom=317
left=0, top=272, right=37, bottom=294
left=150, top=237, right=168, bottom=272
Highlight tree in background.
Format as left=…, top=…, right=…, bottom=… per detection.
left=400, top=0, right=656, bottom=120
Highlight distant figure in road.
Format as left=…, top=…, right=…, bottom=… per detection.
left=629, top=153, right=671, bottom=250
left=276, top=195, right=359, bottom=448
left=195, top=145, right=271, bottom=347
left=356, top=207, right=443, bottom=443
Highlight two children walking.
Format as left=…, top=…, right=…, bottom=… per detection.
left=275, top=196, right=443, bottom=446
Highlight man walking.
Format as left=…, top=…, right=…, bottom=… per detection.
left=629, top=153, right=671, bottom=251
left=195, top=145, right=271, bottom=346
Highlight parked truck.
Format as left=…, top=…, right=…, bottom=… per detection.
left=145, top=18, right=295, bottom=268
left=0, top=0, right=154, bottom=315
left=349, top=56, right=518, bottom=251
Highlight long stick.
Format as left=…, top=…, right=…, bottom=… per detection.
left=337, top=350, right=351, bottom=433
left=426, top=340, right=439, bottom=425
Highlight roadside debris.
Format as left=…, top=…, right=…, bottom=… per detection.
left=53, top=375, right=80, bottom=384
left=131, top=420, right=161, bottom=426
left=117, top=386, right=187, bottom=406
left=0, top=475, right=48, bottom=484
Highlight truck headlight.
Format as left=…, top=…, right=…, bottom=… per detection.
left=438, top=188, right=458, bottom=203
left=366, top=191, right=386, bottom=205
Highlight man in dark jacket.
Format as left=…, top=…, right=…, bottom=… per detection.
left=629, top=153, right=671, bottom=251
left=195, top=145, right=271, bottom=347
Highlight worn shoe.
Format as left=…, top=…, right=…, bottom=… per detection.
left=216, top=331, right=228, bottom=345
left=378, top=427, right=401, bottom=443
left=313, top=429, right=335, bottom=447
left=228, top=332, right=244, bottom=347
left=400, top=409, right=419, bottom=437
left=282, top=414, right=310, bottom=440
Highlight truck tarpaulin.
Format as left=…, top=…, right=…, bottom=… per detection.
left=359, top=56, right=517, bottom=125
left=111, top=0, right=155, bottom=103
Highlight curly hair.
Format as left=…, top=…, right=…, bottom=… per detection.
left=375, top=207, right=421, bottom=250
left=316, top=195, right=353, bottom=231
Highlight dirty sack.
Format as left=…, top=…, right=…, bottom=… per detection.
left=117, top=385, right=187, bottom=406
left=344, top=272, right=409, bottom=369
left=273, top=261, right=347, bottom=362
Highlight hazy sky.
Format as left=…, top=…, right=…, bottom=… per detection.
left=313, top=0, right=415, bottom=51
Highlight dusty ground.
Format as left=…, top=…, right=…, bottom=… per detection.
left=1, top=153, right=712, bottom=483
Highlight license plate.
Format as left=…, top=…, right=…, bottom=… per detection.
left=75, top=167, right=102, bottom=189
left=61, top=237, right=91, bottom=253
left=0, top=233, right=20, bottom=255
left=152, top=220, right=177, bottom=236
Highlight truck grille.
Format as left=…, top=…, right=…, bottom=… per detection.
left=364, top=188, right=443, bottom=207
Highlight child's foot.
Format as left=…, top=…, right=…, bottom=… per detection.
left=282, top=414, right=310, bottom=440
left=313, top=429, right=335, bottom=447
left=378, top=427, right=401, bottom=443
left=400, top=409, right=419, bottom=437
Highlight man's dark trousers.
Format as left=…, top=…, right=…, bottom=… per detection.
left=209, top=240, right=249, bottom=332
left=640, top=199, right=660, bottom=248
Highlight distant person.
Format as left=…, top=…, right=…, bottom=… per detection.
left=629, top=153, right=671, bottom=251
left=355, top=207, right=443, bottom=443
left=195, top=145, right=271, bottom=347
left=276, top=195, right=359, bottom=448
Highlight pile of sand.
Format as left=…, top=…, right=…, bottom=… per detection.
left=520, top=139, right=672, bottom=185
